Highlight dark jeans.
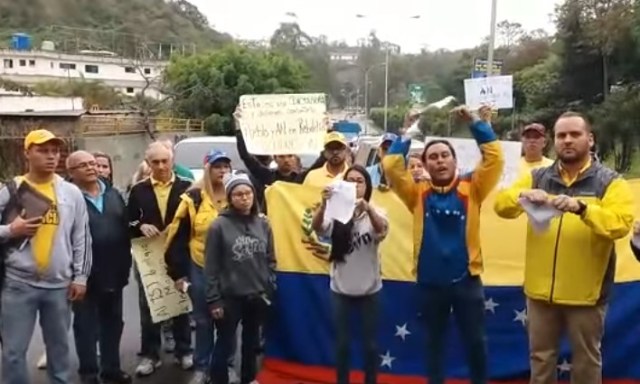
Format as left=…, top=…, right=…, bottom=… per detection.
left=210, top=296, right=266, bottom=384
left=135, top=270, right=192, bottom=359
left=332, top=291, right=379, bottom=384
left=73, top=289, right=124, bottom=376
left=190, top=262, right=216, bottom=372
left=421, top=275, right=487, bottom=384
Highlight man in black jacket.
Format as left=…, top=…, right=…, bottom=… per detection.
left=66, top=151, right=132, bottom=384
left=128, top=142, right=193, bottom=377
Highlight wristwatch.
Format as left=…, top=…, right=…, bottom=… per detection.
left=574, top=200, right=587, bottom=216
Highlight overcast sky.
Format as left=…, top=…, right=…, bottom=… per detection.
left=189, top=0, right=562, bottom=52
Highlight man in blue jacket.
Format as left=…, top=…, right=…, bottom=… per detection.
left=67, top=151, right=133, bottom=384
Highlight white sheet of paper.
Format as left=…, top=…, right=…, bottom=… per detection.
left=519, top=198, right=563, bottom=233
left=325, top=180, right=357, bottom=224
left=632, top=233, right=640, bottom=249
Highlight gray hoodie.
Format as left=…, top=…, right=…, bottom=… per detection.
left=204, top=208, right=276, bottom=309
left=0, top=175, right=92, bottom=288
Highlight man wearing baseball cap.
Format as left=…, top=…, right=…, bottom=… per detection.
left=519, top=123, right=553, bottom=177
left=0, top=129, right=92, bottom=384
left=303, top=131, right=350, bottom=188
left=366, top=133, right=398, bottom=188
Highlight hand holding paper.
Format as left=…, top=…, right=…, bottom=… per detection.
left=519, top=197, right=562, bottom=233
left=324, top=180, right=357, bottom=224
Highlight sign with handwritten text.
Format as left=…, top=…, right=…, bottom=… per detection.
left=132, top=236, right=192, bottom=323
left=238, top=93, right=327, bottom=155
left=463, top=75, right=513, bottom=110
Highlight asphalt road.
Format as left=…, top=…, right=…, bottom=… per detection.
left=5, top=279, right=197, bottom=384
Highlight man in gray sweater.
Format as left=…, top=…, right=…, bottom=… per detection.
left=0, top=129, right=92, bottom=384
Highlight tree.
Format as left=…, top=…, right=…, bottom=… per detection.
left=163, top=44, right=311, bottom=135
left=556, top=0, right=634, bottom=99
left=497, top=20, right=525, bottom=48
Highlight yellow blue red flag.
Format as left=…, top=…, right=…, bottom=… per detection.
left=258, top=181, right=640, bottom=384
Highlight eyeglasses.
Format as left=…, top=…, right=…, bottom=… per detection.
left=231, top=191, right=253, bottom=199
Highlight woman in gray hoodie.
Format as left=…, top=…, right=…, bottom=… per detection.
left=204, top=173, right=276, bottom=384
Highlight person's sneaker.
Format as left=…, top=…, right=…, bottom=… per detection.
left=176, top=354, right=194, bottom=370
left=135, top=358, right=161, bottom=377
left=100, top=371, right=132, bottom=384
left=188, top=371, right=208, bottom=384
left=80, top=375, right=100, bottom=384
left=228, top=368, right=240, bottom=384
left=36, top=353, right=47, bottom=369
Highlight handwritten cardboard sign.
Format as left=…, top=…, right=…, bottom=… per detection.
left=238, top=93, right=327, bottom=155
left=132, top=236, right=192, bottom=323
left=463, top=75, right=513, bottom=110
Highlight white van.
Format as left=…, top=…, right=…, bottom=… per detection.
left=174, top=136, right=319, bottom=181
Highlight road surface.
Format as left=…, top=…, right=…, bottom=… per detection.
left=4, top=280, right=196, bottom=384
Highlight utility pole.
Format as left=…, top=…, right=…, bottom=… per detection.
left=383, top=47, right=389, bottom=132
left=487, top=0, right=498, bottom=78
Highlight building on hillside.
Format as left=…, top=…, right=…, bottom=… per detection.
left=0, top=35, right=168, bottom=100
left=0, top=92, right=84, bottom=112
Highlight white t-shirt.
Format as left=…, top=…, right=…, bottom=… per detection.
left=319, top=206, right=388, bottom=296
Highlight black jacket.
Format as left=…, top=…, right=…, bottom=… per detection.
left=85, top=179, right=132, bottom=291
left=127, top=175, right=192, bottom=237
left=235, top=130, right=326, bottom=211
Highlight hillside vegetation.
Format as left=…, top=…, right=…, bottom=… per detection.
left=0, top=0, right=230, bottom=57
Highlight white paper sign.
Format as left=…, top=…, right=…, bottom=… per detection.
left=519, top=198, right=562, bottom=233
left=238, top=93, right=327, bottom=155
left=424, top=136, right=522, bottom=188
left=464, top=75, right=513, bottom=110
left=325, top=180, right=357, bottom=224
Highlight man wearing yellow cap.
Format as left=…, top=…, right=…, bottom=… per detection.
left=303, top=132, right=350, bottom=188
left=0, top=129, right=92, bottom=384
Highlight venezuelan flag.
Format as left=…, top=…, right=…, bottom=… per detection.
left=258, top=181, right=640, bottom=384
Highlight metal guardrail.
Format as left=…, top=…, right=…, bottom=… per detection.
left=78, top=116, right=205, bottom=136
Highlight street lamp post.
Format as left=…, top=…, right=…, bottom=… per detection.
left=487, top=0, right=498, bottom=77
left=363, top=62, right=385, bottom=134
left=356, top=14, right=420, bottom=133
left=383, top=47, right=389, bottom=132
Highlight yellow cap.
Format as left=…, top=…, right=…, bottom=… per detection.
left=24, top=129, right=65, bottom=150
left=324, top=131, right=347, bottom=147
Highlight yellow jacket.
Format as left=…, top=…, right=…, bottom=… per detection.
left=164, top=188, right=224, bottom=280
left=382, top=120, right=504, bottom=284
left=494, top=161, right=634, bottom=305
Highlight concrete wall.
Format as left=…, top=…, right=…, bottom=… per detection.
left=77, top=132, right=205, bottom=189
left=0, top=95, right=84, bottom=112
left=78, top=133, right=152, bottom=189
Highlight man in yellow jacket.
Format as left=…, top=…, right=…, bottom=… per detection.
left=494, top=111, right=634, bottom=384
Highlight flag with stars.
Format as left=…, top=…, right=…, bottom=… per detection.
left=259, top=181, right=640, bottom=384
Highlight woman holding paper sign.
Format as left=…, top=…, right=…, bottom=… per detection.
left=311, top=165, right=389, bottom=384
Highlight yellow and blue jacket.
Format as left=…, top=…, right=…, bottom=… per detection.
left=382, top=120, right=504, bottom=285
left=164, top=188, right=224, bottom=280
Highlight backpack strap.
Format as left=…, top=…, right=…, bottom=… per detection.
left=0, top=179, right=19, bottom=225
left=186, top=188, right=203, bottom=214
